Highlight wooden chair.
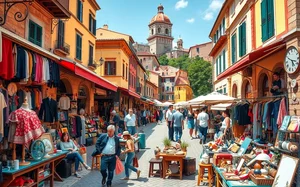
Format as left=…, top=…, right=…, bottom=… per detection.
left=197, top=163, right=213, bottom=187
left=148, top=158, right=163, bottom=178
left=91, top=155, right=101, bottom=170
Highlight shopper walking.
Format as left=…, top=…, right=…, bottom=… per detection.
left=124, top=108, right=137, bottom=135
left=121, top=131, right=141, bottom=180
left=166, top=105, right=174, bottom=141
left=141, top=108, right=147, bottom=126
left=197, top=106, right=209, bottom=144
left=173, top=107, right=184, bottom=142
left=110, top=110, right=120, bottom=134
left=194, top=109, right=200, bottom=138
left=187, top=108, right=195, bottom=139
left=92, top=125, right=121, bottom=187
left=60, top=133, right=91, bottom=178
left=220, top=109, right=233, bottom=142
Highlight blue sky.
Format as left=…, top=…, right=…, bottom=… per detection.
left=95, top=0, right=224, bottom=48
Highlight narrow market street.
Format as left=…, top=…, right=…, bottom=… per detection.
left=54, top=121, right=205, bottom=187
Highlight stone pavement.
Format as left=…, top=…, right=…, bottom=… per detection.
left=53, top=121, right=209, bottom=187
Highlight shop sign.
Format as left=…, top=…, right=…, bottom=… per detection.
left=95, top=88, right=107, bottom=96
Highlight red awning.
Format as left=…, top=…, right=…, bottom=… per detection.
left=59, top=59, right=118, bottom=92
left=119, top=88, right=141, bottom=99
left=217, top=39, right=285, bottom=81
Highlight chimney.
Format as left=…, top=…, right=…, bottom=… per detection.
left=103, top=24, right=108, bottom=30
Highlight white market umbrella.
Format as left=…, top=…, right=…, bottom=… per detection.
left=189, top=92, right=236, bottom=105
left=160, top=101, right=173, bottom=107
left=154, top=99, right=162, bottom=106
left=187, top=95, right=205, bottom=104
left=210, top=103, right=232, bottom=111
left=174, top=101, right=189, bottom=107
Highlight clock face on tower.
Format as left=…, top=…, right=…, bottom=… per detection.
left=284, top=46, right=300, bottom=74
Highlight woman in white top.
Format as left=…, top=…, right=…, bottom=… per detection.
left=220, top=109, right=233, bottom=142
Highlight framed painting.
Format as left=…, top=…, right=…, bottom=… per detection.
left=38, top=133, right=54, bottom=154
left=272, top=154, right=299, bottom=187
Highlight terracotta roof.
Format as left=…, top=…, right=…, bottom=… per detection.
left=175, top=76, right=190, bottom=85
left=149, top=5, right=172, bottom=25
left=137, top=51, right=155, bottom=56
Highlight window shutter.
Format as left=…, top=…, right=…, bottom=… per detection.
left=238, top=25, right=242, bottom=57
left=93, top=19, right=96, bottom=35
left=79, top=35, right=82, bottom=60
left=113, top=61, right=116, bottom=75
left=28, top=21, right=35, bottom=43
left=58, top=20, right=64, bottom=48
left=242, top=22, right=246, bottom=56
left=36, top=25, right=42, bottom=46
left=216, top=58, right=219, bottom=75
left=89, top=45, right=93, bottom=65
left=267, top=0, right=274, bottom=38
left=223, top=50, right=226, bottom=71
left=89, top=14, right=92, bottom=31
left=104, top=62, right=108, bottom=75
left=231, top=34, right=236, bottom=64
left=261, top=0, right=268, bottom=42
left=218, top=56, right=221, bottom=74
left=77, top=0, right=81, bottom=21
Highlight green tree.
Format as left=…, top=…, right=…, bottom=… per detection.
left=158, top=54, right=169, bottom=65
left=187, top=57, right=212, bottom=96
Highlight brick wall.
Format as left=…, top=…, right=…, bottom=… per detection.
left=0, top=2, right=52, bottom=50
left=287, top=0, right=300, bottom=31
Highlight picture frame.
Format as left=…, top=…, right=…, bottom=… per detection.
left=61, top=127, right=68, bottom=134
left=38, top=133, right=54, bottom=154
left=272, top=154, right=299, bottom=187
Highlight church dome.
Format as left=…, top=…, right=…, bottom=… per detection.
left=149, top=4, right=172, bottom=25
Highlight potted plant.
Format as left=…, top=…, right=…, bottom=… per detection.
left=163, top=137, right=171, bottom=150
left=180, top=141, right=189, bottom=152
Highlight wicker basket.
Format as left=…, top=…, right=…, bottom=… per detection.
left=250, top=174, right=274, bottom=185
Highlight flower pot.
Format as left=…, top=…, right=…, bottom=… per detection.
left=182, top=148, right=187, bottom=152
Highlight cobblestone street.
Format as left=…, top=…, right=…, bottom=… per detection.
left=53, top=121, right=207, bottom=187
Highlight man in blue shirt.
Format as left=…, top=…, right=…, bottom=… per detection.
left=92, top=125, right=121, bottom=187
left=173, top=107, right=184, bottom=142
left=110, top=110, right=120, bottom=134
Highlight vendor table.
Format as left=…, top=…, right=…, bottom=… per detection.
left=159, top=153, right=186, bottom=180
left=1, top=151, right=68, bottom=187
left=213, top=165, right=271, bottom=187
left=119, top=137, right=140, bottom=152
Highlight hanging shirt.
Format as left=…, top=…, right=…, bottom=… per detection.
left=0, top=30, right=2, bottom=62
left=58, top=96, right=70, bottom=110
left=0, top=92, right=7, bottom=141
left=0, top=37, right=14, bottom=80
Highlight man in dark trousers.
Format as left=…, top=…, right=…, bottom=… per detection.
left=92, top=125, right=121, bottom=187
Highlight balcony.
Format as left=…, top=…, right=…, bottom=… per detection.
left=54, top=40, right=70, bottom=55
left=37, top=0, right=70, bottom=18
left=88, top=59, right=97, bottom=70
left=209, top=34, right=227, bottom=56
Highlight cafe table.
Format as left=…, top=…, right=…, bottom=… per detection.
left=213, top=165, right=272, bottom=187
left=1, top=151, right=68, bottom=187
left=159, top=152, right=186, bottom=180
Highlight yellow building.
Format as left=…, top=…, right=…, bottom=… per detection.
left=95, top=26, right=145, bottom=110
left=174, top=70, right=193, bottom=103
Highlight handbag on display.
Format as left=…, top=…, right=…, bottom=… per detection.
left=288, top=116, right=300, bottom=132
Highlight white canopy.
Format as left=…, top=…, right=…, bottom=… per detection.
left=174, top=101, right=189, bottom=107
left=210, top=103, right=232, bottom=111
left=158, top=101, right=174, bottom=107
left=189, top=92, right=236, bottom=105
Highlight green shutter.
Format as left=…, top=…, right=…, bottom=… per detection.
left=28, top=21, right=35, bottom=43
left=79, top=36, right=82, bottom=60
left=267, top=0, right=274, bottom=38
left=76, top=34, right=82, bottom=60
left=261, top=0, right=268, bottom=41
left=77, top=0, right=83, bottom=22
left=93, top=19, right=96, bottom=35
left=231, top=34, right=236, bottom=64
left=239, top=25, right=242, bottom=57
left=242, top=22, right=246, bottom=56
left=223, top=50, right=226, bottom=71
left=218, top=56, right=221, bottom=74
left=89, top=14, right=92, bottom=31
left=216, top=59, right=219, bottom=75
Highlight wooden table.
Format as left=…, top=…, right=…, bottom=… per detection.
left=159, top=153, right=186, bottom=180
left=213, top=165, right=271, bottom=187
left=1, top=151, right=67, bottom=187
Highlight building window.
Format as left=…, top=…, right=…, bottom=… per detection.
left=28, top=20, right=42, bottom=47
left=223, top=86, right=227, bottom=94
left=76, top=33, right=82, bottom=60
left=77, top=0, right=83, bottom=22
left=89, top=14, right=96, bottom=35
left=165, top=28, right=169, bottom=35
left=196, top=47, right=199, bottom=53
left=152, top=29, right=154, bottom=35
left=230, top=1, right=235, bottom=16
left=122, top=64, right=125, bottom=78
left=126, top=66, right=128, bottom=80
left=57, top=20, right=65, bottom=49
left=88, top=44, right=94, bottom=65
left=104, top=61, right=116, bottom=75
left=222, top=50, right=226, bottom=71
left=216, top=59, right=218, bottom=75
left=239, top=21, right=246, bottom=57
left=166, top=86, right=169, bottom=91
left=158, top=27, right=161, bottom=33
left=231, top=33, right=237, bottom=64
left=218, top=55, right=221, bottom=74
left=146, top=65, right=148, bottom=69
left=261, top=0, right=274, bottom=42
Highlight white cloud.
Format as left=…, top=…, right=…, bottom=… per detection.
left=186, top=18, right=195, bottom=23
left=203, top=12, right=213, bottom=21
left=175, top=0, right=188, bottom=10
left=202, top=0, right=224, bottom=21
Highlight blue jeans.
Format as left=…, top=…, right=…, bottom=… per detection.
left=174, top=126, right=183, bottom=142
left=127, top=126, right=136, bottom=135
left=198, top=126, right=208, bottom=143
left=101, top=155, right=116, bottom=186
left=66, top=152, right=84, bottom=171
left=124, top=152, right=138, bottom=177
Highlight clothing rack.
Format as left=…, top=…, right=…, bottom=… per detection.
left=234, top=94, right=287, bottom=102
